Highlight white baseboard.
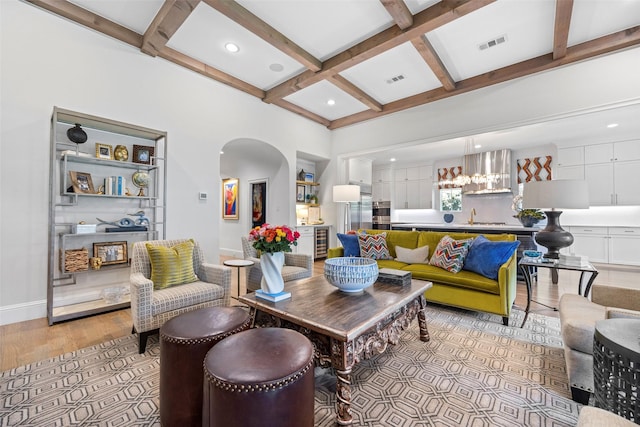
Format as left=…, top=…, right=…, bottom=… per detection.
left=0, top=300, right=47, bottom=326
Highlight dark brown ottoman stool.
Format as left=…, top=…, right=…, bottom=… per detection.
left=159, top=306, right=251, bottom=427
left=203, top=327, right=315, bottom=427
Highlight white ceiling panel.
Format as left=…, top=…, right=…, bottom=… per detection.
left=568, top=0, right=640, bottom=46
left=340, top=42, right=442, bottom=104
left=167, top=3, right=306, bottom=90
left=69, top=0, right=163, bottom=34
left=404, top=0, right=442, bottom=14
left=236, top=0, right=395, bottom=60
left=284, top=81, right=369, bottom=121
left=427, top=0, right=556, bottom=81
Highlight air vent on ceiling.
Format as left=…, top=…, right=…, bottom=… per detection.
left=386, top=74, right=405, bottom=84
left=478, top=35, right=507, bottom=51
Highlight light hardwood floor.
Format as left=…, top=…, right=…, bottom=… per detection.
left=1, top=258, right=638, bottom=372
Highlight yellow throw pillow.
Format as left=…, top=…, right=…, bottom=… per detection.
left=146, top=240, right=198, bottom=290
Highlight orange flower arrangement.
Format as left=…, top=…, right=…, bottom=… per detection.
left=248, top=224, right=300, bottom=254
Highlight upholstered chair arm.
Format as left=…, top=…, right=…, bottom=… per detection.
left=285, top=252, right=313, bottom=270
left=592, top=284, right=640, bottom=312
left=129, top=272, right=154, bottom=329
left=202, top=263, right=232, bottom=305
left=606, top=308, right=640, bottom=319
left=496, top=254, right=518, bottom=314
left=327, top=247, right=344, bottom=258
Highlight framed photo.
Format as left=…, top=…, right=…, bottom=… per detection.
left=304, top=172, right=314, bottom=183
left=250, top=180, right=267, bottom=228
left=296, top=184, right=306, bottom=202
left=222, top=178, right=239, bottom=220
left=132, top=144, right=154, bottom=165
left=69, top=171, right=95, bottom=194
left=95, top=143, right=114, bottom=160
left=93, top=241, right=128, bottom=266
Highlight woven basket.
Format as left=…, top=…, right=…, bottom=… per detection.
left=63, top=248, right=89, bottom=272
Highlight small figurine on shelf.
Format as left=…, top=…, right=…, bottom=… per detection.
left=298, top=169, right=306, bottom=181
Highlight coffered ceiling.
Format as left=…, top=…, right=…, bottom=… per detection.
left=25, top=0, right=640, bottom=129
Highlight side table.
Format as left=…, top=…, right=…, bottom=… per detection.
left=223, top=259, right=254, bottom=297
left=518, top=258, right=598, bottom=328
left=593, top=318, right=640, bottom=424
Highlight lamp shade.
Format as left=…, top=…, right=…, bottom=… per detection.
left=522, top=179, right=589, bottom=210
left=333, top=185, right=360, bottom=203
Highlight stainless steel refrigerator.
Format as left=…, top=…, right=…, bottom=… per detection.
left=349, top=184, right=372, bottom=231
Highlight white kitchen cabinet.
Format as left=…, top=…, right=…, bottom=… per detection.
left=373, top=167, right=392, bottom=183
left=557, top=146, right=584, bottom=167
left=567, top=226, right=640, bottom=266
left=295, top=226, right=315, bottom=256
left=393, top=165, right=433, bottom=209
left=555, top=165, right=584, bottom=180
left=584, top=143, right=614, bottom=164
left=372, top=181, right=391, bottom=201
left=394, top=181, right=408, bottom=209
left=348, top=158, right=372, bottom=185
left=569, top=227, right=609, bottom=263
left=614, top=161, right=640, bottom=205
left=608, top=228, right=640, bottom=266
left=585, top=163, right=614, bottom=206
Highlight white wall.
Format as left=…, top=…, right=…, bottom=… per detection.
left=0, top=1, right=331, bottom=324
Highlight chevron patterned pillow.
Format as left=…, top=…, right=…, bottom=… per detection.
left=358, top=232, right=392, bottom=260
left=429, top=235, right=473, bottom=273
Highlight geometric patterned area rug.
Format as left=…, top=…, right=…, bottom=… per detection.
left=0, top=305, right=580, bottom=426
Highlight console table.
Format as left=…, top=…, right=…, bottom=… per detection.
left=593, top=318, right=640, bottom=423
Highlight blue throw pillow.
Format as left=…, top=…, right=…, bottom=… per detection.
left=463, top=235, right=520, bottom=280
left=337, top=233, right=360, bottom=257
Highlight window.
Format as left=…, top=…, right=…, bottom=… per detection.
left=440, top=188, right=462, bottom=212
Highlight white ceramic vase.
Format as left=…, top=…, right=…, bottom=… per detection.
left=260, top=251, right=285, bottom=294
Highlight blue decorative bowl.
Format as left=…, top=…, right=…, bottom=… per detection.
left=324, top=257, right=379, bottom=293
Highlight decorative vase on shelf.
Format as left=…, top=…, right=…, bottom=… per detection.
left=260, top=251, right=285, bottom=294
left=114, top=145, right=129, bottom=161
left=67, top=124, right=87, bottom=144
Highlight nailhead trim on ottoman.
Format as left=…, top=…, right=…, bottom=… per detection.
left=203, top=328, right=315, bottom=427
left=159, top=306, right=251, bottom=427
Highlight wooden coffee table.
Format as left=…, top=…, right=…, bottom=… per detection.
left=238, top=275, right=432, bottom=425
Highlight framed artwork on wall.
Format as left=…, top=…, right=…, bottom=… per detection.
left=250, top=180, right=267, bottom=228
left=95, top=143, right=114, bottom=160
left=69, top=171, right=95, bottom=194
left=93, top=241, right=128, bottom=266
left=132, top=144, right=155, bottom=165
left=222, top=178, right=239, bottom=220
left=296, top=184, right=306, bottom=202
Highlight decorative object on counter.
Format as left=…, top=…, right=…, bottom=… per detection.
left=63, top=248, right=89, bottom=273
left=304, top=172, right=314, bottom=182
left=443, top=213, right=454, bottom=223
left=297, top=169, right=306, bottom=181
left=132, top=171, right=150, bottom=196
left=514, top=209, right=545, bottom=227
left=222, top=177, right=239, bottom=220
left=113, top=145, right=129, bottom=161
left=324, top=257, right=379, bottom=293
left=90, top=256, right=103, bottom=270
left=72, top=222, right=97, bottom=234
left=101, top=286, right=126, bottom=303
left=248, top=224, right=300, bottom=298
left=96, top=210, right=149, bottom=228
left=377, top=268, right=412, bottom=286
left=66, top=123, right=87, bottom=144
left=93, top=241, right=128, bottom=266
left=95, top=143, right=114, bottom=160
left=132, top=144, right=154, bottom=165
left=68, top=171, right=95, bottom=194
left=333, top=184, right=360, bottom=232
left=523, top=250, right=543, bottom=259
left=523, top=179, right=589, bottom=259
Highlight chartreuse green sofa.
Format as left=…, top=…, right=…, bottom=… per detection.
left=327, top=229, right=519, bottom=326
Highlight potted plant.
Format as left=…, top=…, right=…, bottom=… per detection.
left=514, top=209, right=545, bottom=227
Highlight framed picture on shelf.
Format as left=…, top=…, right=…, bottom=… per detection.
left=304, top=172, right=314, bottom=183
left=95, top=143, right=114, bottom=160
left=250, top=180, right=267, bottom=228
left=222, top=177, right=239, bottom=220
left=296, top=184, right=306, bottom=202
left=132, top=144, right=154, bottom=165
left=69, top=171, right=95, bottom=194
left=93, top=241, right=128, bottom=266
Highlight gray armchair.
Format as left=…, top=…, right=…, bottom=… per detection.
left=559, top=283, right=640, bottom=404
left=130, top=239, right=232, bottom=353
left=240, top=236, right=313, bottom=292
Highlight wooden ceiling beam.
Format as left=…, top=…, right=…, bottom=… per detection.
left=330, top=25, right=640, bottom=129
left=142, top=0, right=200, bottom=57
left=203, top=0, right=321, bottom=72
left=411, top=35, right=456, bottom=91
left=553, top=0, right=574, bottom=60
left=326, top=75, right=383, bottom=112
left=159, top=47, right=265, bottom=98
left=380, top=0, right=414, bottom=30
left=24, top=0, right=142, bottom=47
left=264, top=0, right=495, bottom=103
left=271, top=99, right=332, bottom=127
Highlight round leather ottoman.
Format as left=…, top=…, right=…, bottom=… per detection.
left=159, top=306, right=251, bottom=427
left=203, top=328, right=315, bottom=427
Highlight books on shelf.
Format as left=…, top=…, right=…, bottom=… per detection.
left=255, top=289, right=292, bottom=302
left=104, top=176, right=126, bottom=196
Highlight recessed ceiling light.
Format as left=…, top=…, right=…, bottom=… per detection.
left=220, top=151, right=224, bottom=154
left=327, top=99, right=336, bottom=106
left=269, top=63, right=284, bottom=72
left=607, top=123, right=619, bottom=128
left=474, top=144, right=482, bottom=149
left=390, top=158, right=396, bottom=162
left=224, top=43, right=239, bottom=53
